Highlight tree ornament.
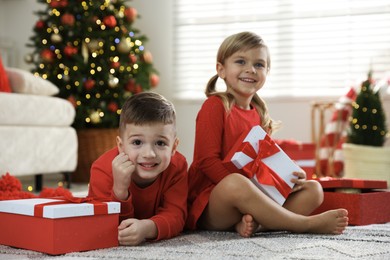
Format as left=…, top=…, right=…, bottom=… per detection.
left=35, top=20, right=45, bottom=30
left=61, top=13, right=75, bottom=26
left=87, top=39, right=101, bottom=52
left=84, top=79, right=96, bottom=90
left=40, top=49, right=55, bottom=63
left=81, top=41, right=89, bottom=63
left=129, top=53, right=137, bottom=63
left=49, top=0, right=69, bottom=9
left=103, top=15, right=117, bottom=28
left=142, top=51, right=153, bottom=64
left=117, top=37, right=131, bottom=53
left=90, top=110, right=102, bottom=124
left=107, top=102, right=119, bottom=113
left=149, top=73, right=159, bottom=87
left=50, top=33, right=62, bottom=43
left=67, top=95, right=77, bottom=108
left=108, top=75, right=119, bottom=88
left=111, top=61, right=120, bottom=69
left=125, top=78, right=136, bottom=92
left=64, top=45, right=78, bottom=57
left=134, top=84, right=143, bottom=94
left=124, top=7, right=137, bottom=23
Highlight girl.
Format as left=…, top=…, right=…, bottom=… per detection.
left=186, top=31, right=348, bottom=237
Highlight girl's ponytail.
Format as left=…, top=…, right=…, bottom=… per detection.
left=205, top=74, right=219, bottom=97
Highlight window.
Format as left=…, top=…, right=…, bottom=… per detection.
left=173, top=0, right=390, bottom=98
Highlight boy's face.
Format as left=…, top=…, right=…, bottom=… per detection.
left=117, top=122, right=178, bottom=187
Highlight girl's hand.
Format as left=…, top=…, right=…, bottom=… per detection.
left=112, top=152, right=135, bottom=200
left=290, top=171, right=306, bottom=193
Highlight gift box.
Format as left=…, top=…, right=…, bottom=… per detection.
left=312, top=178, right=390, bottom=225
left=223, top=125, right=303, bottom=205
left=0, top=197, right=120, bottom=255
left=277, top=141, right=316, bottom=179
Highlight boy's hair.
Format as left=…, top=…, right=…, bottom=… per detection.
left=119, top=92, right=176, bottom=135
left=205, top=31, right=278, bottom=134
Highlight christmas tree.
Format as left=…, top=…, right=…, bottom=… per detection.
left=26, top=0, right=159, bottom=129
left=347, top=71, right=388, bottom=146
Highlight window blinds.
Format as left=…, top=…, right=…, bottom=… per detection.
left=173, top=0, right=390, bottom=97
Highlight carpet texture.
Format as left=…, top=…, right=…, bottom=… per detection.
left=1, top=223, right=389, bottom=259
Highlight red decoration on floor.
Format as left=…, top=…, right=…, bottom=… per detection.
left=0, top=173, right=72, bottom=200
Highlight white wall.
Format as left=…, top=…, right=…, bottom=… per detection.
left=1, top=0, right=389, bottom=163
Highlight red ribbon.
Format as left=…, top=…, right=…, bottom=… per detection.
left=240, top=135, right=292, bottom=198
left=34, top=194, right=111, bottom=218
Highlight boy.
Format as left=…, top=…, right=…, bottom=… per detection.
left=88, top=92, right=188, bottom=246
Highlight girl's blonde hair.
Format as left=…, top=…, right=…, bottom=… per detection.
left=205, top=31, right=278, bottom=133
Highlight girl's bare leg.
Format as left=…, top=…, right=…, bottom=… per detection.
left=199, top=174, right=348, bottom=236
left=283, top=180, right=324, bottom=215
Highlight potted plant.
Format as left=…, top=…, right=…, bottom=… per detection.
left=26, top=0, right=159, bottom=182
left=343, top=71, right=390, bottom=182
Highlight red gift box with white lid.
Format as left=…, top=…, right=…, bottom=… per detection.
left=312, top=178, right=389, bottom=225
left=0, top=197, right=120, bottom=255
left=223, top=125, right=303, bottom=206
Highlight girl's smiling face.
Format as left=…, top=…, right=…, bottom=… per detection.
left=217, top=46, right=269, bottom=109
left=117, top=122, right=178, bottom=187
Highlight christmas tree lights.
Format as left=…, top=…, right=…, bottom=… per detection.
left=26, top=0, right=159, bottom=129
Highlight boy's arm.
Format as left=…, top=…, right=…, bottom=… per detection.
left=88, top=148, right=135, bottom=220
left=149, top=155, right=188, bottom=240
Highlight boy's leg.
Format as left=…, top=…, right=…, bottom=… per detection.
left=199, top=173, right=348, bottom=235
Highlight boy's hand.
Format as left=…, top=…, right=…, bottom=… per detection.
left=290, top=171, right=306, bottom=193
left=112, top=152, right=135, bottom=200
left=118, top=218, right=158, bottom=246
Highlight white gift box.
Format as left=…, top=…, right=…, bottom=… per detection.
left=223, top=125, right=303, bottom=205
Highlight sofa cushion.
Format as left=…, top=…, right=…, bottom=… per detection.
left=5, top=67, right=59, bottom=96
left=0, top=54, right=11, bottom=93
left=0, top=92, right=75, bottom=127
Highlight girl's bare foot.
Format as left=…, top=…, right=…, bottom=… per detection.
left=307, top=209, right=349, bottom=234
left=235, top=214, right=258, bottom=238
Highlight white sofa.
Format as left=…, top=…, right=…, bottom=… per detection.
left=0, top=67, right=78, bottom=190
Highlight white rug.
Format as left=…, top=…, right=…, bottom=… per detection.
left=1, top=223, right=389, bottom=259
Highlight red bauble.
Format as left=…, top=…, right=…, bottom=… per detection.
left=67, top=95, right=77, bottom=108
left=63, top=45, right=78, bottom=57
left=107, top=102, right=119, bottom=113
left=103, top=15, right=117, bottom=28
left=50, top=0, right=69, bottom=8
left=61, top=13, right=75, bottom=26
left=129, top=54, right=137, bottom=63
left=35, top=20, right=45, bottom=30
left=134, top=84, right=143, bottom=94
left=84, top=79, right=96, bottom=90
left=111, top=61, right=120, bottom=69
left=41, top=49, right=55, bottom=63
left=149, top=73, right=159, bottom=87
left=124, top=7, right=137, bottom=23
left=125, top=78, right=136, bottom=92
